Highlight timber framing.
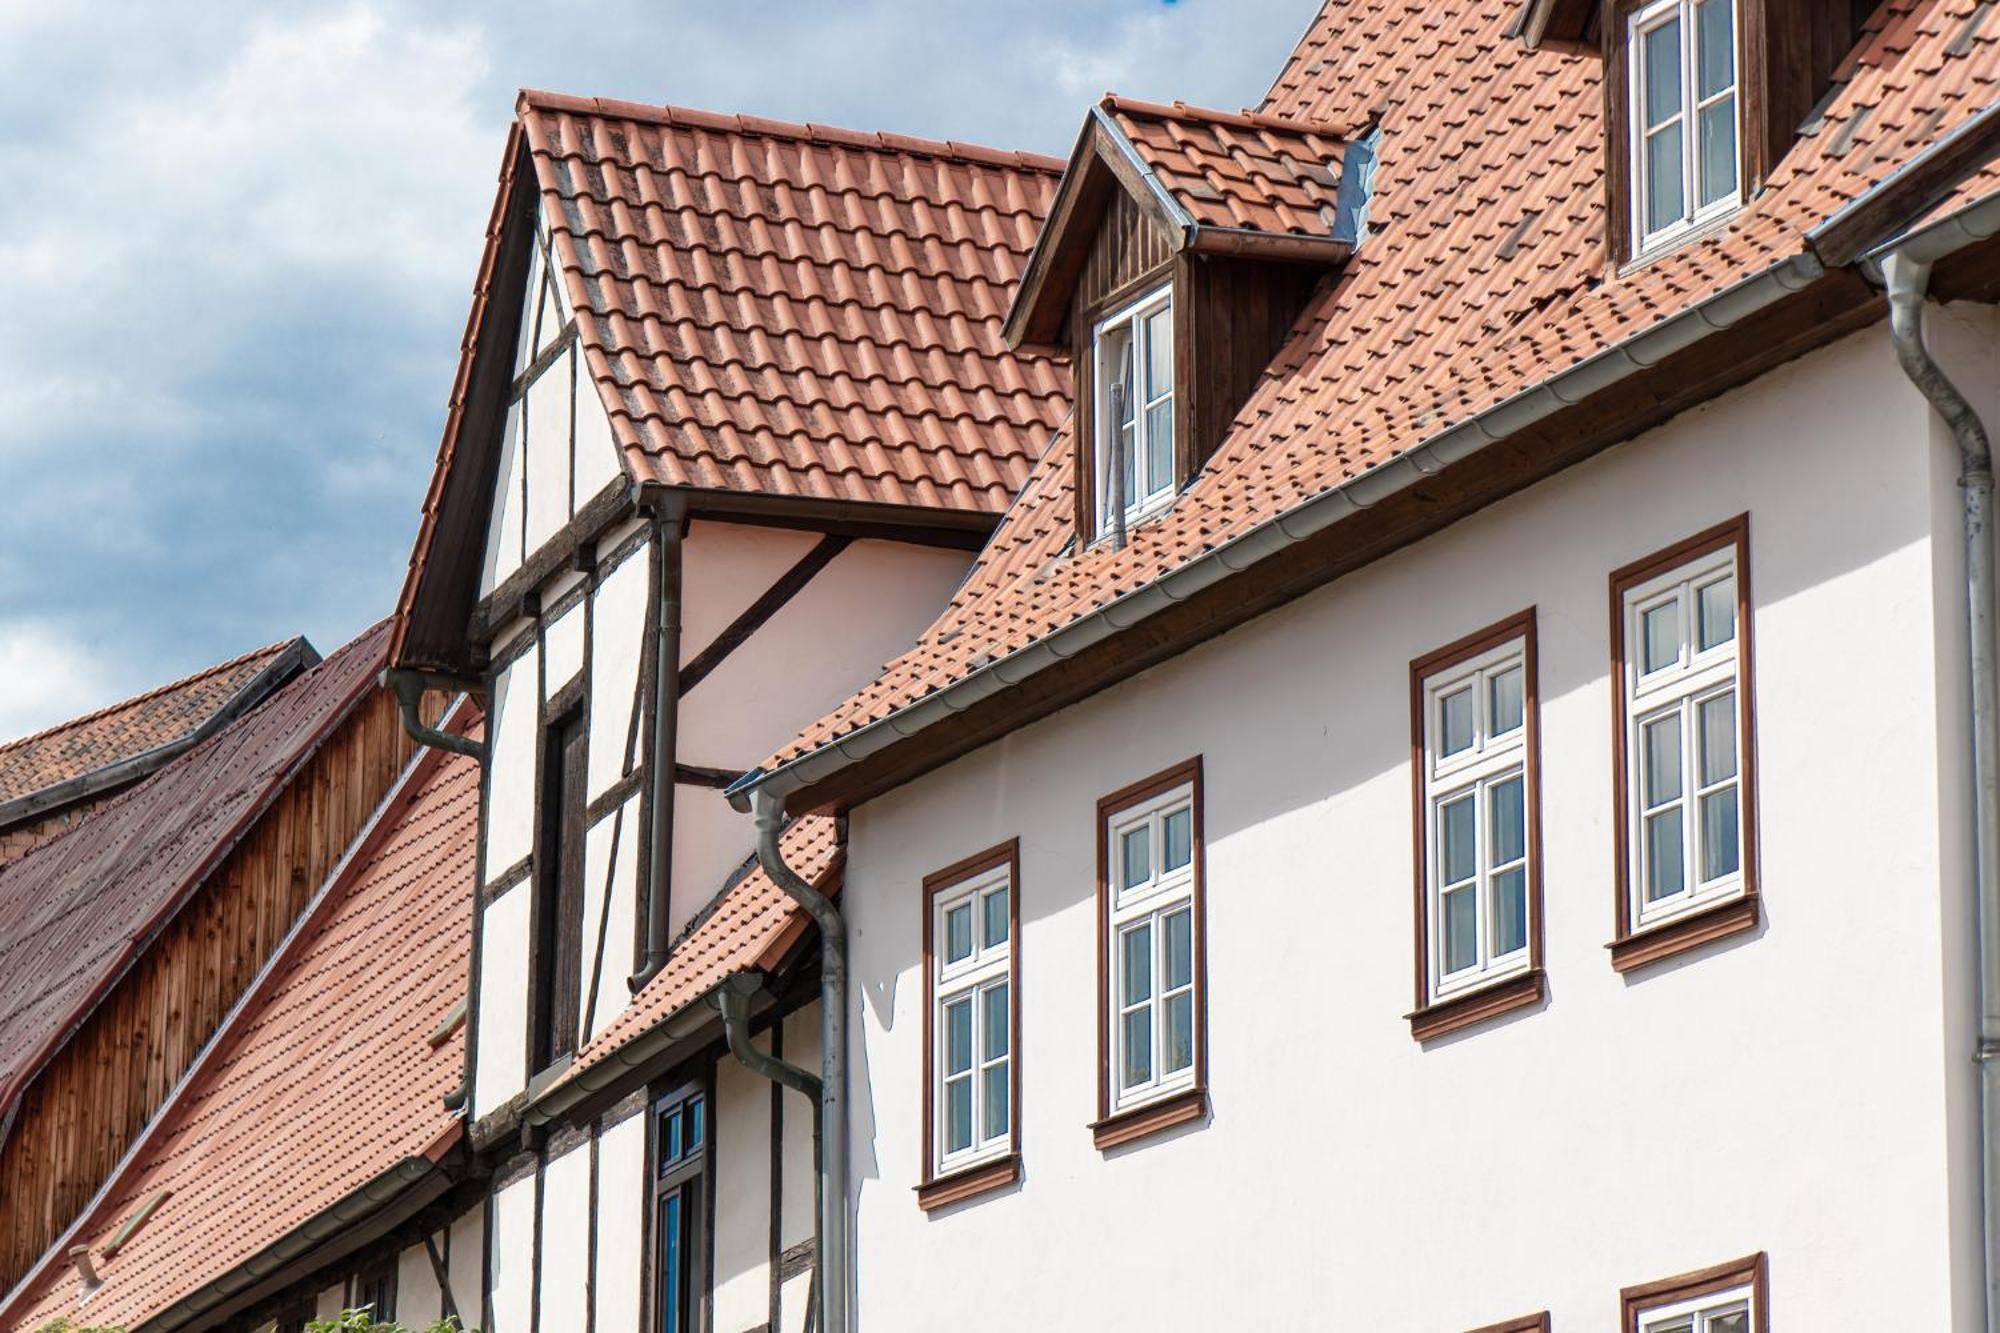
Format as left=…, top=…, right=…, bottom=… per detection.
left=679, top=535, right=852, bottom=696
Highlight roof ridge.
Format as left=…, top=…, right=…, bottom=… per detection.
left=1099, top=92, right=1347, bottom=138
left=0, top=636, right=302, bottom=759
left=517, top=88, right=1068, bottom=174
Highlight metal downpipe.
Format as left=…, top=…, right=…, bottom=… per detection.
left=632, top=493, right=689, bottom=993
left=752, top=789, right=848, bottom=1333
left=381, top=669, right=484, bottom=761
left=1884, top=250, right=2000, bottom=1330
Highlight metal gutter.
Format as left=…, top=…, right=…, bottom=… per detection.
left=1810, top=99, right=2000, bottom=265
left=523, top=983, right=727, bottom=1127
left=731, top=245, right=1830, bottom=811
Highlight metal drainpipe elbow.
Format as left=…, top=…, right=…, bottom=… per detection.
left=751, top=788, right=849, bottom=1333
left=381, top=669, right=484, bottom=762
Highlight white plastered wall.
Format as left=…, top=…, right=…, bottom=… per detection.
left=712, top=1050, right=775, bottom=1333
left=490, top=1173, right=537, bottom=1333
left=842, top=324, right=1993, bottom=1330
left=541, top=1143, right=591, bottom=1333
left=596, top=1112, right=648, bottom=1333
left=776, top=1007, right=820, bottom=1333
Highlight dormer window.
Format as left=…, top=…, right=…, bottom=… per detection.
left=1093, top=286, right=1176, bottom=539
left=1629, top=0, right=1741, bottom=255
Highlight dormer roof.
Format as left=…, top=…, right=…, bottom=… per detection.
left=1004, top=94, right=1357, bottom=349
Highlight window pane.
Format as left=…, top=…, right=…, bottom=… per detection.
left=983, top=886, right=1009, bottom=947
left=1441, top=794, right=1476, bottom=885
left=1121, top=1008, right=1153, bottom=1089
left=1439, top=687, right=1475, bottom=757
left=1699, top=690, right=1737, bottom=784
left=981, top=1061, right=1009, bottom=1140
left=662, top=1194, right=683, bottom=1333
left=1122, top=921, right=1153, bottom=1006
left=1701, top=787, right=1740, bottom=881
left=1489, top=775, right=1526, bottom=866
left=1699, top=95, right=1738, bottom=206
left=1165, top=905, right=1193, bottom=990
left=1642, top=600, right=1680, bottom=674
left=1696, top=0, right=1735, bottom=98
left=1645, top=122, right=1687, bottom=235
left=1646, top=1321, right=1694, bottom=1333
left=1163, top=805, right=1193, bottom=872
left=1707, top=1311, right=1748, bottom=1333
left=1144, top=305, right=1172, bottom=399
left=689, top=1098, right=703, bottom=1148
left=1443, top=884, right=1477, bottom=974
left=1643, top=713, right=1683, bottom=806
left=1697, top=576, right=1736, bottom=649
left=1489, top=667, right=1525, bottom=736
left=663, top=1109, right=682, bottom=1162
left=1165, top=991, right=1194, bottom=1074
left=1645, top=807, right=1686, bottom=901
left=1643, top=19, right=1684, bottom=127
left=982, top=983, right=1009, bottom=1061
left=1144, top=400, right=1174, bottom=496
left=946, top=1076, right=972, bottom=1152
left=1121, top=824, right=1151, bottom=890
left=1492, top=866, right=1528, bottom=957
left=945, top=903, right=972, bottom=963
left=945, top=997, right=972, bottom=1075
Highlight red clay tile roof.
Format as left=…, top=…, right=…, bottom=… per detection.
left=0, top=723, right=478, bottom=1332
left=0, top=638, right=312, bottom=825
left=1100, top=94, right=1348, bottom=240
left=553, top=815, right=840, bottom=1090
left=756, top=0, right=2000, bottom=783
left=0, top=623, right=390, bottom=1142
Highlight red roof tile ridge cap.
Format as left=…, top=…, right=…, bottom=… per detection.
left=0, top=636, right=302, bottom=759
left=518, top=88, right=1064, bottom=173
left=1099, top=92, right=1346, bottom=138
left=0, top=714, right=478, bottom=1331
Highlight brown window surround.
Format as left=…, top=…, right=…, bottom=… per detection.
left=1621, top=1251, right=1769, bottom=1332
left=1608, top=515, right=1760, bottom=972
left=1407, top=609, right=1548, bottom=1041
left=1466, top=1313, right=1551, bottom=1333
left=917, top=838, right=1022, bottom=1212
left=1091, top=757, right=1209, bottom=1151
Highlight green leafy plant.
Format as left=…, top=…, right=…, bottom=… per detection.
left=306, top=1312, right=473, bottom=1333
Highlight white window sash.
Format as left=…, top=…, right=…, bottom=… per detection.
left=1623, top=546, right=1747, bottom=930
left=1635, top=1283, right=1755, bottom=1332
left=1105, top=783, right=1198, bottom=1114
left=1628, top=0, right=1741, bottom=256
left=932, top=865, right=1012, bottom=1174
left=1092, top=286, right=1175, bottom=537
left=1421, top=639, right=1533, bottom=1001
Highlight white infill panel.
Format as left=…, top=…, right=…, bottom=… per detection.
left=573, top=368, right=625, bottom=499
left=395, top=1236, right=443, bottom=1326
left=596, top=1112, right=647, bottom=1333
left=543, top=596, right=585, bottom=703
left=579, top=791, right=642, bottom=1042
left=485, top=645, right=539, bottom=877
left=490, top=1174, right=537, bottom=1333
left=588, top=549, right=650, bottom=803
left=482, top=401, right=527, bottom=597
left=712, top=1052, right=775, bottom=1332
left=474, top=887, right=531, bottom=1118
left=448, top=1204, right=485, bottom=1327
left=524, top=347, right=576, bottom=553
left=541, top=1143, right=591, bottom=1332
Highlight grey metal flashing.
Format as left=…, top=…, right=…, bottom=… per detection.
left=1861, top=179, right=2000, bottom=272
left=1332, top=125, right=1382, bottom=248
left=1811, top=98, right=2000, bottom=262
left=731, top=246, right=1834, bottom=812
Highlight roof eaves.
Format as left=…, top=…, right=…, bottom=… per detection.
left=734, top=244, right=1845, bottom=813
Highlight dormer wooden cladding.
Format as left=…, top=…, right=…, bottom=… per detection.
left=1006, top=101, right=1351, bottom=542
left=1518, top=0, right=1878, bottom=265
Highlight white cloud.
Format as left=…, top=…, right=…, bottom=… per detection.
left=0, top=619, right=122, bottom=741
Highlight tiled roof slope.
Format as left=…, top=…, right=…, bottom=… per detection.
left=758, top=0, right=2000, bottom=777
left=0, top=728, right=477, bottom=1332
left=1101, top=94, right=1347, bottom=239
left=521, top=91, right=1072, bottom=512
left=0, top=622, right=390, bottom=1134
left=555, top=815, right=840, bottom=1089
left=0, top=637, right=308, bottom=822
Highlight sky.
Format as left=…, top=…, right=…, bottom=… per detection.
left=0, top=0, right=1314, bottom=740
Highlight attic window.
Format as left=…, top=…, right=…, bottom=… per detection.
left=1093, top=286, right=1176, bottom=540
left=1628, top=0, right=1742, bottom=255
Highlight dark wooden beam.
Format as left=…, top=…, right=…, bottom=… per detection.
left=468, top=480, right=636, bottom=643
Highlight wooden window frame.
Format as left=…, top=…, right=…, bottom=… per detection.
left=1609, top=515, right=1760, bottom=972
left=917, top=839, right=1022, bottom=1211
left=528, top=689, right=589, bottom=1075
left=1407, top=610, right=1547, bottom=1040
left=1089, top=284, right=1178, bottom=540
left=1070, top=260, right=1195, bottom=545
left=1467, top=1314, right=1552, bottom=1333
left=650, top=1076, right=711, bottom=1333
left=1621, top=1251, right=1768, bottom=1332
left=1091, top=758, right=1208, bottom=1150
left=354, top=1256, right=398, bottom=1324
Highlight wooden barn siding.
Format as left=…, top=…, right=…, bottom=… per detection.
left=1185, top=256, right=1322, bottom=469
left=0, top=687, right=427, bottom=1291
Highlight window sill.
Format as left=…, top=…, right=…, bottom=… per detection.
left=1407, top=968, right=1545, bottom=1042
left=1619, top=206, right=1744, bottom=277
left=915, top=1153, right=1019, bottom=1211
left=1610, top=893, right=1758, bottom=973
left=1091, top=1086, right=1207, bottom=1151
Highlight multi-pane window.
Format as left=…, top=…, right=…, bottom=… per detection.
left=1628, top=0, right=1740, bottom=253
left=354, top=1261, right=397, bottom=1323
left=1103, top=777, right=1200, bottom=1116
left=1419, top=634, right=1534, bottom=1002
left=652, top=1082, right=708, bottom=1333
left=1635, top=1285, right=1753, bottom=1333
left=928, top=857, right=1015, bottom=1177
left=1093, top=286, right=1175, bottom=537
left=1619, top=535, right=1749, bottom=932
